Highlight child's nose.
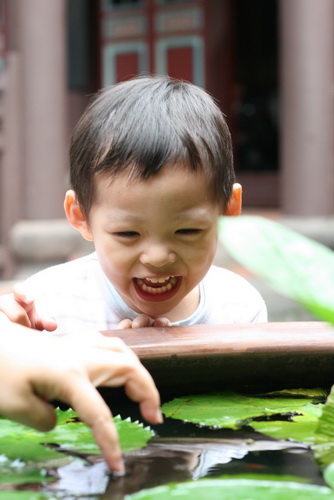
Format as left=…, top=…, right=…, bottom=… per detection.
left=140, top=244, right=176, bottom=267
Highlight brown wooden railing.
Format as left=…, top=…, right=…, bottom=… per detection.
left=104, top=322, right=334, bottom=396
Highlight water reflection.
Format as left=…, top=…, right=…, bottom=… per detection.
left=47, top=424, right=318, bottom=499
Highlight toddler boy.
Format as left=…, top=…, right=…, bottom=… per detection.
left=1, top=75, right=267, bottom=333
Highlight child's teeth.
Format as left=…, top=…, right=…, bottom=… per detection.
left=135, top=276, right=177, bottom=295
left=146, top=277, right=171, bottom=284
left=142, top=283, right=173, bottom=294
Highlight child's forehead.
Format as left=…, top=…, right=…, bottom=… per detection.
left=93, top=164, right=217, bottom=210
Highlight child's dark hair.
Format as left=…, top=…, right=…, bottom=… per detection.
left=70, top=75, right=235, bottom=216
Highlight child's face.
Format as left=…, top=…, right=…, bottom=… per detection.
left=67, top=165, right=227, bottom=322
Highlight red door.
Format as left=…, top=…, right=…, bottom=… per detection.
left=98, top=0, right=232, bottom=100
left=98, top=0, right=279, bottom=208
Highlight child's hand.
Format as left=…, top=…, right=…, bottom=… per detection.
left=116, top=314, right=171, bottom=329
left=0, top=283, right=57, bottom=331
left=0, top=324, right=162, bottom=473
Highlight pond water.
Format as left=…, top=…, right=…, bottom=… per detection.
left=1, top=388, right=329, bottom=499
left=43, top=417, right=324, bottom=499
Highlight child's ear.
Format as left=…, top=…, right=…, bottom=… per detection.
left=223, top=183, right=242, bottom=216
left=64, top=190, right=94, bottom=241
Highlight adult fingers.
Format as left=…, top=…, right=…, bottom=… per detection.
left=77, top=342, right=162, bottom=425
left=107, top=355, right=162, bottom=424
left=61, top=377, right=124, bottom=472
left=0, top=392, right=57, bottom=432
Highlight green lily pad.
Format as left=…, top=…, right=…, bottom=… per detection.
left=162, top=391, right=322, bottom=441
left=313, top=386, right=334, bottom=467
left=262, top=388, right=328, bottom=400
left=218, top=215, right=334, bottom=324
left=41, top=411, right=153, bottom=456
left=126, top=478, right=334, bottom=499
left=251, top=402, right=322, bottom=442
left=0, top=408, right=154, bottom=486
left=324, top=463, right=334, bottom=489
left=315, top=387, right=334, bottom=441
left=0, top=409, right=153, bottom=463
left=217, top=473, right=310, bottom=483
left=0, top=419, right=62, bottom=463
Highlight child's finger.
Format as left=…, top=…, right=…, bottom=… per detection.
left=115, top=318, right=133, bottom=329
left=32, top=314, right=58, bottom=332
left=13, top=283, right=35, bottom=306
left=0, top=294, right=31, bottom=327
left=131, top=314, right=155, bottom=328
left=13, top=283, right=57, bottom=332
left=153, top=317, right=171, bottom=327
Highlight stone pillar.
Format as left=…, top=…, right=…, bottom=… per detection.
left=280, top=0, right=334, bottom=216
left=17, top=0, right=67, bottom=219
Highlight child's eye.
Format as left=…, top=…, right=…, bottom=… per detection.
left=176, top=228, right=201, bottom=235
left=114, top=231, right=139, bottom=238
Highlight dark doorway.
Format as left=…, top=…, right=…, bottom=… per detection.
left=232, top=0, right=279, bottom=206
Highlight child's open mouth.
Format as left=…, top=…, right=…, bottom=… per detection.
left=133, top=276, right=181, bottom=302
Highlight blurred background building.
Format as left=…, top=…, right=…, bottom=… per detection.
left=0, top=0, right=333, bottom=282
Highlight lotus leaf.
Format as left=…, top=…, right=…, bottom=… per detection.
left=0, top=408, right=154, bottom=486
left=126, top=478, right=334, bottom=499
left=162, top=390, right=322, bottom=442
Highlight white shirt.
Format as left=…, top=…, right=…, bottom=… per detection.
left=24, top=252, right=267, bottom=334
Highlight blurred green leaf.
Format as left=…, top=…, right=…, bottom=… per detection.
left=0, top=494, right=52, bottom=500
left=218, top=216, right=334, bottom=324
left=313, top=387, right=334, bottom=467
left=126, top=478, right=334, bottom=499
left=0, top=461, right=52, bottom=485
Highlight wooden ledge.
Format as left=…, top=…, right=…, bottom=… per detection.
left=103, top=322, right=334, bottom=395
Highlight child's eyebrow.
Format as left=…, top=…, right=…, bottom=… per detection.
left=105, top=211, right=144, bottom=223
left=105, top=207, right=215, bottom=224
left=107, top=207, right=211, bottom=221
left=172, top=206, right=218, bottom=222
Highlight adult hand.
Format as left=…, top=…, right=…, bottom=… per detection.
left=0, top=319, right=162, bottom=473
